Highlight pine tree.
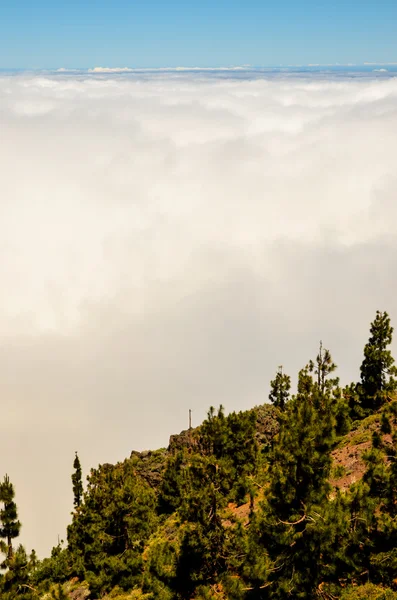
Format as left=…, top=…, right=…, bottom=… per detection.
left=0, top=543, right=38, bottom=600
left=71, top=452, right=83, bottom=509
left=315, top=341, right=338, bottom=395
left=268, top=366, right=291, bottom=411
left=313, top=343, right=351, bottom=436
left=198, top=405, right=259, bottom=503
left=158, top=450, right=186, bottom=514
left=364, top=429, right=397, bottom=588
left=67, top=460, right=157, bottom=596
left=173, top=454, right=230, bottom=598
left=0, top=475, right=21, bottom=564
left=359, top=311, right=397, bottom=411
left=252, top=350, right=344, bottom=597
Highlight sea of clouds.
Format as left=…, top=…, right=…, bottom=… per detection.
left=1, top=69, right=397, bottom=555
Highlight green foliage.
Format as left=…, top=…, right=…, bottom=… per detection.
left=32, top=543, right=73, bottom=586
left=268, top=366, right=291, bottom=411
left=158, top=451, right=186, bottom=515
left=381, top=412, right=392, bottom=435
left=197, top=405, right=260, bottom=504
left=247, top=347, right=352, bottom=597
left=332, top=464, right=347, bottom=479
left=0, top=478, right=39, bottom=599
left=102, top=589, right=151, bottom=600
left=49, top=583, right=69, bottom=600
left=155, top=405, right=260, bottom=597
left=0, top=544, right=39, bottom=600
left=341, top=583, right=397, bottom=599
left=198, top=406, right=258, bottom=469
left=315, top=341, right=338, bottom=394
left=359, top=310, right=397, bottom=412
left=350, top=430, right=372, bottom=445
left=67, top=460, right=157, bottom=596
left=344, top=382, right=366, bottom=421
left=71, top=452, right=83, bottom=510
left=0, top=474, right=21, bottom=565
left=172, top=454, right=231, bottom=597
left=141, top=514, right=181, bottom=599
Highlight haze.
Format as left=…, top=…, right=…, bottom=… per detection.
left=1, top=70, right=397, bottom=556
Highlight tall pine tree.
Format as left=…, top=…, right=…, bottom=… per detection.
left=359, top=311, right=397, bottom=411
left=0, top=475, right=21, bottom=564
left=251, top=350, right=344, bottom=597
left=268, top=366, right=291, bottom=411
left=71, top=452, right=83, bottom=509
left=315, top=341, right=337, bottom=395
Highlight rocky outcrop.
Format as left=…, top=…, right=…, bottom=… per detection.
left=168, top=428, right=197, bottom=453
left=128, top=403, right=279, bottom=488
left=129, top=448, right=168, bottom=488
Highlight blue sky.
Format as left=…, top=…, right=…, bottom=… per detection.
left=1, top=0, right=397, bottom=69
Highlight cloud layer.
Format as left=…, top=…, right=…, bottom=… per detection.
left=1, top=71, right=397, bottom=555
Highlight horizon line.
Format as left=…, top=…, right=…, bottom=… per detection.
left=1, top=62, right=397, bottom=73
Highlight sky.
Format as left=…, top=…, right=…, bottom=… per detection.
left=1, top=0, right=397, bottom=68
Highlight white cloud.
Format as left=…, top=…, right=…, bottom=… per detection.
left=87, top=66, right=248, bottom=73
left=173, top=66, right=246, bottom=71
left=89, top=66, right=134, bottom=72
left=1, top=71, right=397, bottom=556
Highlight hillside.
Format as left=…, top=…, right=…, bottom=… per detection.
left=1, top=311, right=397, bottom=600
left=128, top=402, right=279, bottom=491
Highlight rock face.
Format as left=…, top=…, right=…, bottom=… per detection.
left=69, top=586, right=90, bottom=600
left=129, top=448, right=169, bottom=488
left=168, top=428, right=196, bottom=453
